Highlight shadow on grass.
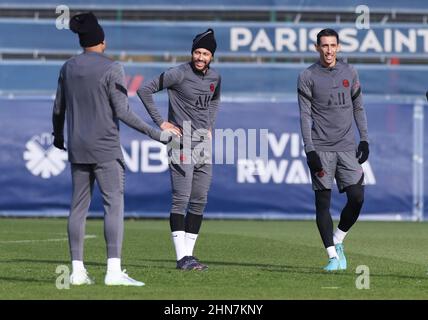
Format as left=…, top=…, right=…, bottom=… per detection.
left=0, top=276, right=53, bottom=284
left=1, top=257, right=320, bottom=272
left=0, top=259, right=104, bottom=267
left=2, top=258, right=427, bottom=281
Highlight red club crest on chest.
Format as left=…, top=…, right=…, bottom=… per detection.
left=342, top=79, right=350, bottom=88
left=210, top=83, right=215, bottom=92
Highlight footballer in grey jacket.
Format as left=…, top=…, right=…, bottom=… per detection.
left=297, top=29, right=369, bottom=272
left=138, top=29, right=221, bottom=271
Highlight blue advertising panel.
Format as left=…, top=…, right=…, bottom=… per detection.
left=2, top=20, right=428, bottom=58
left=0, top=97, right=424, bottom=219
left=1, top=61, right=427, bottom=96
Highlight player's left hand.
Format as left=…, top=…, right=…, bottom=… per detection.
left=161, top=121, right=182, bottom=137
left=53, top=136, right=67, bottom=151
left=356, top=141, right=369, bottom=164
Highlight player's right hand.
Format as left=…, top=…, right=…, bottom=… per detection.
left=160, top=130, right=184, bottom=150
left=53, top=136, right=67, bottom=151
left=306, top=151, right=323, bottom=175
left=161, top=121, right=182, bottom=137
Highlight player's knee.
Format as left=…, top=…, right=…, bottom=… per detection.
left=171, top=193, right=191, bottom=215
left=188, top=199, right=207, bottom=215
left=350, top=194, right=364, bottom=208
left=347, top=185, right=364, bottom=207
left=315, top=190, right=331, bottom=212
left=188, top=190, right=208, bottom=214
left=171, top=205, right=187, bottom=215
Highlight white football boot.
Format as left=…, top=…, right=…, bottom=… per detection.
left=104, top=269, right=145, bottom=286
left=70, top=269, right=94, bottom=285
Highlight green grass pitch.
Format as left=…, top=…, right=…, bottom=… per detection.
left=0, top=218, right=427, bottom=299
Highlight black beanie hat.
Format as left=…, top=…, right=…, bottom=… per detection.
left=191, top=28, right=217, bottom=55
left=69, top=12, right=105, bottom=48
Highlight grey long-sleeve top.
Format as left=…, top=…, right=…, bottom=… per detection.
left=52, top=51, right=162, bottom=163
left=137, top=62, right=221, bottom=133
left=297, top=59, right=369, bottom=153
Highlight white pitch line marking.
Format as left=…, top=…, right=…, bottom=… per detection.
left=0, top=235, right=96, bottom=244
left=321, top=287, right=340, bottom=289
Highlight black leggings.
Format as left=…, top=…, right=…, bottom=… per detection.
left=170, top=212, right=203, bottom=234
left=315, top=184, right=364, bottom=248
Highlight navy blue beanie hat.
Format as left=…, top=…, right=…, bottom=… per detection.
left=191, top=28, right=217, bottom=55
left=69, top=12, right=105, bottom=48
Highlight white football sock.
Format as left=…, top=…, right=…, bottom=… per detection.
left=107, top=258, right=121, bottom=273
left=326, top=246, right=339, bottom=259
left=184, top=233, right=198, bottom=256
left=172, top=231, right=186, bottom=261
left=72, top=260, right=85, bottom=273
left=333, top=228, right=348, bottom=245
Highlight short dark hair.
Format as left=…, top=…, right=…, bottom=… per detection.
left=316, top=28, right=339, bottom=45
